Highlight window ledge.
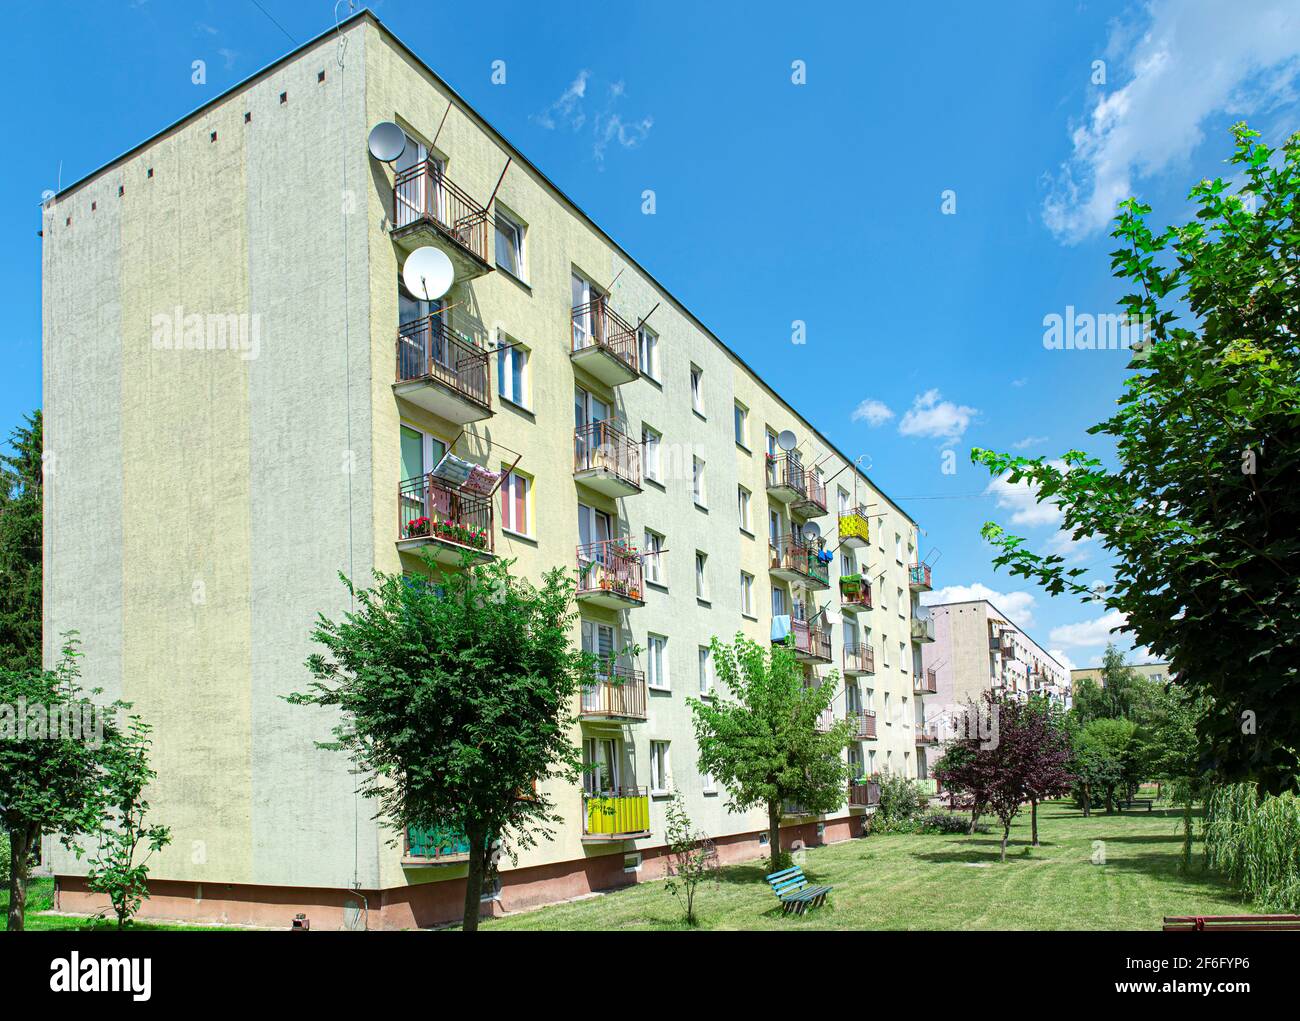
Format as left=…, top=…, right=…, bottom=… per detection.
left=501, top=528, right=536, bottom=545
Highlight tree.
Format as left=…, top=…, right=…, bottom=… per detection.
left=661, top=793, right=719, bottom=926
left=86, top=715, right=171, bottom=928
left=0, top=411, right=42, bottom=674
left=688, top=634, right=852, bottom=875
left=1131, top=683, right=1206, bottom=869
left=1074, top=718, right=1137, bottom=814
left=1023, top=695, right=1073, bottom=846
left=933, top=693, right=1074, bottom=861
left=289, top=553, right=589, bottom=932
left=1071, top=645, right=1142, bottom=726
left=0, top=638, right=124, bottom=930
left=972, top=124, right=1300, bottom=793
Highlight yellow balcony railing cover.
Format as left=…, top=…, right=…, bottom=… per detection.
left=585, top=794, right=650, bottom=835
left=839, top=513, right=870, bottom=545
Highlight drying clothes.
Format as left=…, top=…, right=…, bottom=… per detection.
left=771, top=614, right=792, bottom=642
left=461, top=464, right=500, bottom=496
left=431, top=452, right=474, bottom=486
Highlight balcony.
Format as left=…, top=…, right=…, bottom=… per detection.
left=402, top=824, right=470, bottom=866
left=813, top=707, right=834, bottom=733
left=838, top=508, right=871, bottom=550
left=573, top=421, right=641, bottom=498
left=789, top=618, right=833, bottom=664
left=391, top=159, right=492, bottom=280
left=781, top=801, right=815, bottom=818
left=576, top=539, right=645, bottom=608
left=843, top=643, right=875, bottom=676
left=579, top=665, right=648, bottom=723
left=571, top=299, right=639, bottom=386
left=911, top=611, right=936, bottom=643
left=397, top=473, right=494, bottom=563
left=848, top=710, right=877, bottom=741
left=847, top=779, right=880, bottom=808
left=395, top=316, right=492, bottom=424
left=914, top=668, right=938, bottom=695
left=765, top=452, right=807, bottom=505
left=839, top=575, right=873, bottom=614
left=908, top=562, right=933, bottom=592
left=581, top=788, right=650, bottom=841
left=769, top=534, right=830, bottom=590
left=916, top=724, right=941, bottom=746
left=790, top=469, right=828, bottom=519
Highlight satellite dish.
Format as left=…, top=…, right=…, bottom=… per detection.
left=776, top=429, right=797, bottom=452
left=367, top=121, right=407, bottom=163
left=403, top=247, right=454, bottom=301
left=802, top=521, right=822, bottom=541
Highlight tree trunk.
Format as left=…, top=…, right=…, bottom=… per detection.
left=7, top=825, right=35, bottom=932
left=1081, top=783, right=1091, bottom=818
left=767, top=801, right=781, bottom=875
left=1031, top=798, right=1039, bottom=846
left=1181, top=795, right=1193, bottom=874
left=968, top=801, right=983, bottom=835
left=461, top=824, right=489, bottom=932
left=1000, top=824, right=1009, bottom=862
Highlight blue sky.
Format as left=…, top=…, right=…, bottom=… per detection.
left=7, top=0, right=1300, bottom=670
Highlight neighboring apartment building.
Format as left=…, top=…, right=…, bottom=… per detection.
left=916, top=600, right=1069, bottom=775
left=1071, top=663, right=1172, bottom=690
left=40, top=12, right=933, bottom=929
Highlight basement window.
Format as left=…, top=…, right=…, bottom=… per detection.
left=623, top=853, right=642, bottom=874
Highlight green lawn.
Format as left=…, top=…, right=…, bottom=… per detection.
left=1, top=877, right=242, bottom=931
left=484, top=800, right=1249, bottom=930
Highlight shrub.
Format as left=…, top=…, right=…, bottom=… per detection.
left=876, top=774, right=926, bottom=824
left=919, top=812, right=977, bottom=834
left=1204, top=783, right=1300, bottom=913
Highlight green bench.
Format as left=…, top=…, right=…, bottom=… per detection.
left=766, top=865, right=832, bottom=916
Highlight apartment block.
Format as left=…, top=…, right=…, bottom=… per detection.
left=1070, top=662, right=1172, bottom=691
left=917, top=599, right=1070, bottom=772
left=40, top=12, right=932, bottom=928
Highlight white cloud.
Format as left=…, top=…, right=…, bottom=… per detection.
left=985, top=460, right=1066, bottom=528
left=897, top=389, right=979, bottom=442
left=533, top=71, right=590, bottom=131
left=851, top=398, right=894, bottom=427
left=534, top=72, right=652, bottom=164
left=1012, top=435, right=1048, bottom=450
left=1011, top=378, right=1029, bottom=388
left=1044, top=527, right=1093, bottom=564
left=1043, top=0, right=1300, bottom=243
left=922, top=583, right=1037, bottom=628
left=593, top=111, right=653, bottom=163
left=1049, top=648, right=1077, bottom=672
left=1049, top=609, right=1129, bottom=648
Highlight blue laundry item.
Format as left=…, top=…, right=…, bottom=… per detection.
left=816, top=549, right=833, bottom=564
left=771, top=615, right=792, bottom=642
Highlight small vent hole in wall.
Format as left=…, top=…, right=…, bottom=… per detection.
left=146, top=168, right=153, bottom=179
left=318, top=70, right=326, bottom=83
left=280, top=91, right=287, bottom=104
left=244, top=111, right=252, bottom=123
left=210, top=131, right=217, bottom=142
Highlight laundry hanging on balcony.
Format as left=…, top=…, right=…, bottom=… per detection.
left=431, top=451, right=475, bottom=486
left=771, top=614, right=792, bottom=642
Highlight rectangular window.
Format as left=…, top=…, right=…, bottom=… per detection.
left=494, top=211, right=525, bottom=279
left=499, top=470, right=531, bottom=535
left=496, top=337, right=529, bottom=407
left=734, top=402, right=749, bottom=447
left=840, top=553, right=853, bottom=578
left=740, top=571, right=754, bottom=616
left=737, top=485, right=751, bottom=531
left=895, top=532, right=903, bottom=562
left=648, top=634, right=669, bottom=690
left=650, top=741, right=671, bottom=794
left=772, top=586, right=787, bottom=618
left=637, top=325, right=659, bottom=380
left=690, top=365, right=704, bottom=415
left=897, top=587, right=904, bottom=616
left=698, top=645, right=712, bottom=694
left=838, top=487, right=850, bottom=515
left=702, top=770, right=716, bottom=794
left=644, top=530, right=664, bottom=585
left=692, top=456, right=706, bottom=506
left=884, top=691, right=892, bottom=723
left=695, top=551, right=708, bottom=600
left=643, top=426, right=662, bottom=483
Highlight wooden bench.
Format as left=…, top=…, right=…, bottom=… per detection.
left=1118, top=798, right=1154, bottom=812
left=766, top=865, right=832, bottom=916
left=1163, top=914, right=1300, bottom=931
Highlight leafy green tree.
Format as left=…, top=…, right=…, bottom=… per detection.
left=1071, top=645, right=1143, bottom=725
left=688, top=634, right=852, bottom=875
left=289, top=553, right=590, bottom=932
left=972, top=124, right=1300, bottom=792
left=1074, top=718, right=1137, bottom=814
left=1131, top=683, right=1207, bottom=869
left=0, top=411, right=42, bottom=673
left=0, top=638, right=124, bottom=930
left=662, top=793, right=719, bottom=926
left=86, top=715, right=171, bottom=928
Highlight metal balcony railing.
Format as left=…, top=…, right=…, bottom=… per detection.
left=392, top=159, right=490, bottom=263
left=839, top=575, right=873, bottom=611
left=576, top=539, right=645, bottom=602
left=843, top=643, right=876, bottom=674
left=770, top=533, right=830, bottom=587
left=403, top=824, right=471, bottom=863
left=791, top=618, right=833, bottom=662
left=571, top=298, right=638, bottom=374
left=581, top=787, right=650, bottom=839
left=765, top=451, right=807, bottom=497
left=847, top=779, right=880, bottom=807
left=573, top=420, right=641, bottom=489
left=396, top=315, right=491, bottom=410
left=580, top=665, right=648, bottom=721
left=398, top=473, right=494, bottom=552
left=909, top=562, right=933, bottom=589
left=914, top=667, right=938, bottom=695
left=848, top=710, right=877, bottom=740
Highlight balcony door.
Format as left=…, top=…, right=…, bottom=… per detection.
left=583, top=736, right=623, bottom=794
left=577, top=503, right=612, bottom=559
left=581, top=621, right=618, bottom=714
left=394, top=133, right=445, bottom=227
left=398, top=281, right=445, bottom=379
left=574, top=386, right=611, bottom=471
left=846, top=681, right=863, bottom=715
left=399, top=424, right=448, bottom=526
left=571, top=272, right=603, bottom=350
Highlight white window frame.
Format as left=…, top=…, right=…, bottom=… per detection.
left=642, top=425, right=662, bottom=483
left=644, top=530, right=664, bottom=585
left=637, top=325, right=659, bottom=381
left=737, top=485, right=752, bottom=532
left=695, top=551, right=708, bottom=601
left=698, top=645, right=713, bottom=695
left=647, top=634, right=670, bottom=690
left=494, top=209, right=526, bottom=280
left=734, top=401, right=749, bottom=448
left=692, top=456, right=706, bottom=507
left=500, top=469, right=531, bottom=537
left=740, top=571, right=754, bottom=617
left=496, top=334, right=530, bottom=409
left=650, top=740, right=671, bottom=795
left=690, top=365, right=704, bottom=415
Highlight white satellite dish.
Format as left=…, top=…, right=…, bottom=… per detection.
left=367, top=121, right=407, bottom=163
left=776, top=429, right=797, bottom=452
left=403, top=246, right=454, bottom=301
left=802, top=521, right=822, bottom=541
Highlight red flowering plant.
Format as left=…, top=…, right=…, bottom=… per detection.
left=405, top=517, right=431, bottom=538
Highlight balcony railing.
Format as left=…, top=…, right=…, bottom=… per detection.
left=914, top=667, right=938, bottom=695
left=848, top=710, right=877, bottom=740
left=916, top=723, right=941, bottom=746
left=396, top=315, right=492, bottom=412
left=838, top=508, right=871, bottom=548
left=403, top=824, right=471, bottom=864
left=573, top=420, right=641, bottom=492
left=769, top=533, right=830, bottom=589
left=765, top=452, right=807, bottom=501
left=843, top=643, right=875, bottom=675
left=580, top=665, right=648, bottom=721
left=839, top=575, right=873, bottom=612
left=847, top=780, right=880, bottom=807
left=571, top=299, right=638, bottom=382
left=814, top=707, right=834, bottom=732
left=909, top=562, right=933, bottom=590
left=911, top=610, right=936, bottom=643
left=791, top=618, right=833, bottom=663
left=791, top=469, right=827, bottom=518
left=398, top=473, right=494, bottom=556
left=581, top=787, right=650, bottom=840
left=392, top=159, right=490, bottom=265
left=576, top=539, right=645, bottom=605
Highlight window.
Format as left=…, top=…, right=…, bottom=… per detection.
left=737, top=486, right=752, bottom=532
left=840, top=553, right=853, bottom=578
left=734, top=402, right=749, bottom=447
left=882, top=638, right=890, bottom=668
left=884, top=691, right=892, bottom=723
left=695, top=551, right=708, bottom=601
left=740, top=572, right=755, bottom=616
left=650, top=741, right=671, bottom=794
left=642, top=426, right=662, bottom=483
left=702, top=770, right=717, bottom=794
left=765, top=430, right=778, bottom=483
left=895, top=532, right=903, bottom=562
left=499, top=469, right=531, bottom=535
left=494, top=210, right=525, bottom=280
left=648, top=634, right=670, bottom=690
left=496, top=336, right=529, bottom=407
left=769, top=508, right=781, bottom=547
left=692, top=457, right=706, bottom=506
left=838, top=487, right=851, bottom=516
left=897, top=587, right=904, bottom=616
left=623, top=852, right=642, bottom=874
left=698, top=646, right=713, bottom=694
left=584, top=736, right=622, bottom=793
left=637, top=325, right=659, bottom=380
left=772, top=586, right=787, bottom=618
left=690, top=365, right=704, bottom=415
left=644, top=530, right=664, bottom=585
